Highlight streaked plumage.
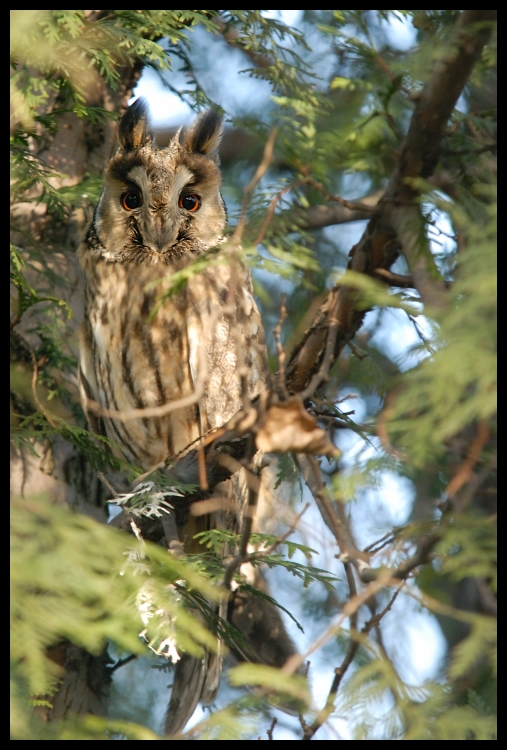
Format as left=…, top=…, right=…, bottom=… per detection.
left=78, top=98, right=298, bottom=734
left=79, top=101, right=266, bottom=467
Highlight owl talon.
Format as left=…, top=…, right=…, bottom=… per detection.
left=168, top=538, right=185, bottom=558
left=162, top=513, right=185, bottom=558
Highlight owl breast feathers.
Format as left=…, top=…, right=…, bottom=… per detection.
left=78, top=97, right=267, bottom=469
left=78, top=99, right=300, bottom=735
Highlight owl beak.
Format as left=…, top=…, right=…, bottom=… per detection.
left=154, top=213, right=177, bottom=252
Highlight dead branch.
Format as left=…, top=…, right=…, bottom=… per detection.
left=304, top=178, right=377, bottom=213
left=273, top=295, right=289, bottom=399
left=267, top=717, right=277, bottom=740
left=254, top=175, right=378, bottom=250
left=296, top=453, right=442, bottom=585
left=253, top=180, right=308, bottom=247
left=281, top=570, right=402, bottom=680
left=232, top=128, right=278, bottom=245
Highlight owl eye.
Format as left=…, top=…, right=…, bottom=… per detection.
left=179, top=194, right=200, bottom=212
left=121, top=190, right=143, bottom=210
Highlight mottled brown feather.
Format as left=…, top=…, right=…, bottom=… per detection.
left=78, top=99, right=297, bottom=735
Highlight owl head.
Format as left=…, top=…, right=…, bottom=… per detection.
left=89, top=98, right=226, bottom=264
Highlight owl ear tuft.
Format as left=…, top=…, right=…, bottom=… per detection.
left=118, top=98, right=152, bottom=151
left=183, top=109, right=223, bottom=158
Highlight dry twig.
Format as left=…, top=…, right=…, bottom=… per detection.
left=267, top=717, right=277, bottom=740
left=232, top=128, right=278, bottom=245
left=273, top=295, right=289, bottom=399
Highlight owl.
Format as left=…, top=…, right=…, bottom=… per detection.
left=78, top=98, right=299, bottom=734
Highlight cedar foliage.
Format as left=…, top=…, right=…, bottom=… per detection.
left=11, top=10, right=496, bottom=740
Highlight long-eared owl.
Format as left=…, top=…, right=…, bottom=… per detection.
left=77, top=98, right=298, bottom=734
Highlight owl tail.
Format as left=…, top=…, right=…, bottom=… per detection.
left=164, top=596, right=226, bottom=735
left=164, top=573, right=303, bottom=735
left=164, top=652, right=208, bottom=736
left=164, top=467, right=303, bottom=734
left=229, top=569, right=305, bottom=717
left=164, top=648, right=225, bottom=736
left=162, top=517, right=226, bottom=736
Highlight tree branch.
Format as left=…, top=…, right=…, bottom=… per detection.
left=373, top=268, right=415, bottom=288
left=213, top=17, right=274, bottom=69
left=296, top=453, right=442, bottom=586
left=284, top=10, right=496, bottom=392
left=270, top=190, right=383, bottom=235
left=296, top=455, right=372, bottom=577
left=382, top=10, right=497, bottom=311
left=113, top=12, right=496, bottom=530
left=301, top=585, right=403, bottom=740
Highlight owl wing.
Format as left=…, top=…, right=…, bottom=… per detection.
left=187, top=260, right=269, bottom=433
left=165, top=261, right=268, bottom=734
left=78, top=321, right=107, bottom=440
left=194, top=264, right=305, bottom=700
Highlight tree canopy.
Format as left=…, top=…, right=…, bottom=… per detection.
left=11, top=10, right=496, bottom=740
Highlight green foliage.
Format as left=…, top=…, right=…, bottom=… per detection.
left=11, top=412, right=137, bottom=476
left=257, top=553, right=339, bottom=592
left=228, top=663, right=311, bottom=710
left=11, top=497, right=143, bottom=697
left=437, top=514, right=497, bottom=590
left=274, top=451, right=303, bottom=492
left=385, top=186, right=496, bottom=464
left=10, top=8, right=496, bottom=741
left=10, top=494, right=220, bottom=739
left=178, top=703, right=258, bottom=741
left=194, top=528, right=340, bottom=624
left=10, top=245, right=73, bottom=322
left=336, top=633, right=497, bottom=740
